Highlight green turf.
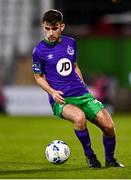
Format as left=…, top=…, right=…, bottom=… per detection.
left=0, top=114, right=131, bottom=179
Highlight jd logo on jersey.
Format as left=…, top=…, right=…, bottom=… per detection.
left=56, top=58, right=72, bottom=76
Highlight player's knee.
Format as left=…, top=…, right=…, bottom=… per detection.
left=97, top=109, right=115, bottom=137
left=74, top=112, right=86, bottom=130
left=104, top=123, right=115, bottom=137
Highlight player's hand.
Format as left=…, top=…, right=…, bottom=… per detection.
left=52, top=90, right=65, bottom=104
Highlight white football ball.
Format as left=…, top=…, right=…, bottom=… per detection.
left=45, top=140, right=70, bottom=164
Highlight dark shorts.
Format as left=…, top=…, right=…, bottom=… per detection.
left=53, top=93, right=105, bottom=122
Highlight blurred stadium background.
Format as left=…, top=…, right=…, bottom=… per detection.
left=0, top=0, right=131, bottom=115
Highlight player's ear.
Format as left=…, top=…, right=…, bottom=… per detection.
left=41, top=23, right=44, bottom=31
left=61, top=23, right=65, bottom=32
left=41, top=22, right=46, bottom=31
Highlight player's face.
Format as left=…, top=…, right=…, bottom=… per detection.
left=42, top=21, right=65, bottom=43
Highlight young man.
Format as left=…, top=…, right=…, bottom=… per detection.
left=32, top=9, right=124, bottom=168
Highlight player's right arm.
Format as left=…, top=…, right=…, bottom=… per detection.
left=32, top=47, right=64, bottom=104
left=34, top=73, right=65, bottom=104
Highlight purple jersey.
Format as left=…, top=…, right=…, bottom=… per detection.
left=32, top=35, right=89, bottom=107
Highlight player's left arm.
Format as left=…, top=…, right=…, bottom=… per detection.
left=74, top=62, right=85, bottom=84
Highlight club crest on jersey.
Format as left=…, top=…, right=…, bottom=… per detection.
left=56, top=58, right=72, bottom=76
left=67, top=45, right=74, bottom=55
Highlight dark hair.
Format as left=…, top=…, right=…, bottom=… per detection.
left=42, top=9, right=63, bottom=24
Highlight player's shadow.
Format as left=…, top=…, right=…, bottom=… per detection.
left=0, top=161, right=89, bottom=176
left=0, top=161, right=114, bottom=176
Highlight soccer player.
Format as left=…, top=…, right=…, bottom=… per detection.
left=32, top=9, right=124, bottom=168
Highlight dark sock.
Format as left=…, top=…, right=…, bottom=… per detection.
left=74, top=128, right=94, bottom=157
left=103, top=135, right=116, bottom=161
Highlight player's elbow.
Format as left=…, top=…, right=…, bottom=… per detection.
left=34, top=74, right=42, bottom=84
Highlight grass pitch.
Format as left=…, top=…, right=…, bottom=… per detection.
left=0, top=113, right=130, bottom=179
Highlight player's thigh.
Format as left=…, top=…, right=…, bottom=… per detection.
left=62, top=104, right=86, bottom=125
left=94, top=108, right=115, bottom=136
